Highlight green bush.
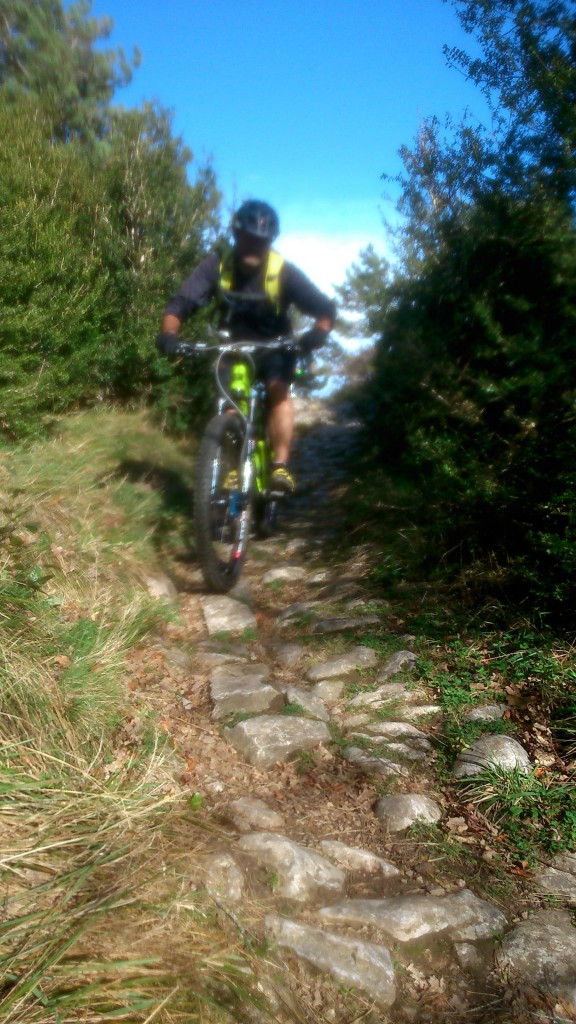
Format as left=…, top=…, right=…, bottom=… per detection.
left=367, top=192, right=576, bottom=619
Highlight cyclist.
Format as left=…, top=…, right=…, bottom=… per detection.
left=155, top=199, right=336, bottom=493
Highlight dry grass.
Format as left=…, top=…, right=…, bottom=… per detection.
left=0, top=408, right=284, bottom=1024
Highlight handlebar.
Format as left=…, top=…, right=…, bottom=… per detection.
left=173, top=333, right=302, bottom=359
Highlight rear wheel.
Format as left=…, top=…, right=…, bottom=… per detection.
left=194, top=414, right=250, bottom=592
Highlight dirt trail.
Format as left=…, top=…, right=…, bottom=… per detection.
left=125, top=398, right=576, bottom=1024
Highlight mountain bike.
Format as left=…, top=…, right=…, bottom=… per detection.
left=174, top=332, right=302, bottom=593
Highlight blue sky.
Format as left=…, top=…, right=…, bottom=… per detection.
left=91, top=0, right=489, bottom=294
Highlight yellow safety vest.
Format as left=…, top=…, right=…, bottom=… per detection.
left=218, top=249, right=284, bottom=313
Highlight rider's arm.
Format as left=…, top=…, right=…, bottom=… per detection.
left=157, top=253, right=220, bottom=353
left=281, top=263, right=336, bottom=349
left=163, top=252, right=220, bottom=323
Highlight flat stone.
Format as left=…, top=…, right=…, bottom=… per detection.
left=210, top=663, right=284, bottom=719
left=453, top=735, right=532, bottom=778
left=310, top=678, right=346, bottom=703
left=284, top=538, right=309, bottom=555
left=496, top=910, right=576, bottom=1016
left=379, top=741, right=430, bottom=762
left=342, top=746, right=409, bottom=777
left=553, top=852, right=576, bottom=875
left=223, top=797, right=285, bottom=833
left=197, top=650, right=248, bottom=666
left=201, top=596, right=257, bottom=635
left=309, top=615, right=381, bottom=634
left=285, top=685, right=330, bottom=721
left=357, top=720, right=431, bottom=741
left=319, top=889, right=506, bottom=943
left=319, top=840, right=400, bottom=878
left=307, top=646, right=378, bottom=682
left=347, top=682, right=408, bottom=709
left=464, top=703, right=508, bottom=722
left=400, top=704, right=442, bottom=719
left=204, top=850, right=246, bottom=903
left=374, top=794, right=442, bottom=832
left=238, top=833, right=345, bottom=903
left=377, top=651, right=418, bottom=681
left=534, top=863, right=576, bottom=905
left=144, top=571, right=178, bottom=601
left=454, top=941, right=490, bottom=974
left=271, top=642, right=305, bottom=668
left=225, top=715, right=330, bottom=768
left=277, top=601, right=320, bottom=627
left=262, top=565, right=309, bottom=584
left=265, top=916, right=396, bottom=1009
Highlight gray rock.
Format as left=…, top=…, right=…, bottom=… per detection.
left=205, top=850, right=246, bottom=903
left=496, top=910, right=576, bottom=1017
left=453, top=735, right=532, bottom=779
left=284, top=538, right=309, bottom=556
left=319, top=889, right=506, bottom=943
left=400, top=703, right=442, bottom=719
left=265, top=916, right=396, bottom=1009
left=306, top=646, right=378, bottom=682
left=210, top=662, right=268, bottom=684
left=223, top=797, right=285, bottom=833
left=277, top=601, right=320, bottom=627
left=225, top=715, right=330, bottom=768
left=347, top=682, right=409, bottom=709
left=356, top=721, right=431, bottom=743
left=309, top=615, right=381, bottom=634
left=377, top=650, right=418, bottom=681
left=342, top=746, right=409, bottom=777
left=144, top=571, right=177, bottom=601
left=262, top=565, right=309, bottom=584
left=311, top=679, right=346, bottom=703
left=552, top=852, right=576, bottom=876
left=271, top=642, right=305, bottom=668
left=534, top=863, right=576, bottom=905
left=285, top=685, right=330, bottom=721
left=162, top=646, right=194, bottom=670
left=238, top=833, right=345, bottom=903
left=228, top=579, right=253, bottom=605
left=201, top=595, right=257, bottom=635
left=379, top=741, right=431, bottom=762
left=319, top=840, right=400, bottom=878
left=210, top=663, right=284, bottom=719
left=454, top=942, right=492, bottom=974
left=196, top=650, right=248, bottom=667
left=374, top=794, right=442, bottom=832
left=464, top=703, right=508, bottom=722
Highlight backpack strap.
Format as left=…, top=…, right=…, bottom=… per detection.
left=218, top=249, right=285, bottom=313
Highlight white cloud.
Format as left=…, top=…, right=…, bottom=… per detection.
left=278, top=231, right=389, bottom=298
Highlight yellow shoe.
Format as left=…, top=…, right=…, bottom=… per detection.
left=270, top=464, right=296, bottom=494
left=222, top=470, right=240, bottom=490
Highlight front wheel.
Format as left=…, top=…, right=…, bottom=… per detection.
left=194, top=414, right=250, bottom=592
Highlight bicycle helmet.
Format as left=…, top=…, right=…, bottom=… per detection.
left=231, top=200, right=280, bottom=243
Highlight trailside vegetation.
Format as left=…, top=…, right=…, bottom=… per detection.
left=0, top=0, right=221, bottom=438
left=341, top=0, right=576, bottom=623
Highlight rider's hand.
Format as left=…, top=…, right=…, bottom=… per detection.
left=299, top=327, right=328, bottom=354
left=155, top=332, right=180, bottom=356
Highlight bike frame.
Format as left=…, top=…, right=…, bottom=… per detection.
left=175, top=324, right=301, bottom=592
left=180, top=332, right=295, bottom=499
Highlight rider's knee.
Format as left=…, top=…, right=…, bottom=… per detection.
left=267, top=379, right=291, bottom=405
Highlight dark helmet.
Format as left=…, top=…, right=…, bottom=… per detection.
left=231, top=200, right=280, bottom=243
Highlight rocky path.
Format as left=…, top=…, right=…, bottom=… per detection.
left=135, top=397, right=576, bottom=1024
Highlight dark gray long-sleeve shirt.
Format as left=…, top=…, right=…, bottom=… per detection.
left=165, top=251, right=336, bottom=340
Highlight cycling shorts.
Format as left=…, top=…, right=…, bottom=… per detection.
left=254, top=347, right=297, bottom=385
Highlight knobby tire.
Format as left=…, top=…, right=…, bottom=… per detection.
left=194, top=414, right=250, bottom=593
